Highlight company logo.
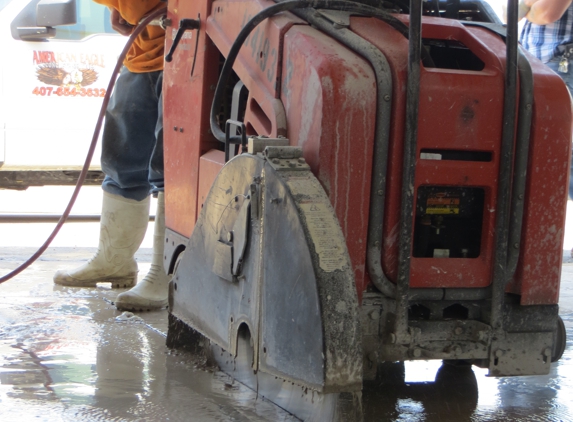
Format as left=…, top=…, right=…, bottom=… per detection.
left=32, top=50, right=107, bottom=98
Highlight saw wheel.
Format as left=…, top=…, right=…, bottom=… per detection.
left=167, top=147, right=363, bottom=421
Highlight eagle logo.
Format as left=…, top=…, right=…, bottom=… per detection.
left=36, top=64, right=98, bottom=87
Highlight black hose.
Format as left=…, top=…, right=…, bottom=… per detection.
left=209, top=0, right=411, bottom=144
left=0, top=7, right=167, bottom=284
left=490, top=0, right=519, bottom=332
left=506, top=48, right=533, bottom=276
left=393, top=0, right=423, bottom=344
left=288, top=6, right=397, bottom=298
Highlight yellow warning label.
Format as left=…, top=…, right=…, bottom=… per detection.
left=426, top=194, right=460, bottom=214
left=426, top=206, right=460, bottom=215
left=427, top=197, right=459, bottom=206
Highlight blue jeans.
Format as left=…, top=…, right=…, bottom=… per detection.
left=101, top=67, right=164, bottom=201
left=546, top=57, right=573, bottom=200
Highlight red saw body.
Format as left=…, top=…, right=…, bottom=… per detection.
left=162, top=0, right=571, bottom=419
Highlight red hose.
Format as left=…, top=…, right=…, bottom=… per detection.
left=0, top=7, right=167, bottom=284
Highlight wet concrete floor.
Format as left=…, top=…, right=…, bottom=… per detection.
left=0, top=248, right=299, bottom=422
left=0, top=246, right=572, bottom=422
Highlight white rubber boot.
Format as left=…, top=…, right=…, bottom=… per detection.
left=115, top=192, right=169, bottom=311
left=54, top=191, right=150, bottom=288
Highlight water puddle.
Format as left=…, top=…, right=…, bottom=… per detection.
left=0, top=258, right=572, bottom=421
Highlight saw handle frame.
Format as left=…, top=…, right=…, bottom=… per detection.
left=165, top=17, right=201, bottom=76
left=224, top=120, right=247, bottom=162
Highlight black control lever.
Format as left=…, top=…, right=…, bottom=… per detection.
left=165, top=18, right=201, bottom=63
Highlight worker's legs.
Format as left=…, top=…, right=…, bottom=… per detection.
left=112, top=73, right=169, bottom=311
left=115, top=191, right=169, bottom=311
left=53, top=192, right=150, bottom=287
left=54, top=68, right=163, bottom=288
left=101, top=68, right=163, bottom=202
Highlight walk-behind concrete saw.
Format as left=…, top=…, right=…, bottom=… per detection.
left=161, top=0, right=571, bottom=419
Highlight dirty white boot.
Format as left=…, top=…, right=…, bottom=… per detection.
left=53, top=191, right=150, bottom=288
left=115, top=192, right=169, bottom=311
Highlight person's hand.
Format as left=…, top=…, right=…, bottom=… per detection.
left=521, top=0, right=572, bottom=25
left=502, top=0, right=532, bottom=23
left=518, top=0, right=532, bottom=20
left=110, top=8, right=133, bottom=36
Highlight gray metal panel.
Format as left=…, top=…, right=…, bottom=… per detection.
left=259, top=159, right=362, bottom=392
left=170, top=153, right=362, bottom=392
left=259, top=165, right=325, bottom=388
left=489, top=332, right=553, bottom=376
left=171, top=155, right=264, bottom=351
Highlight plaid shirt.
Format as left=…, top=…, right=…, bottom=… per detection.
left=520, top=3, right=573, bottom=63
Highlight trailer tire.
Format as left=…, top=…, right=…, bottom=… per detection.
left=552, top=315, right=566, bottom=363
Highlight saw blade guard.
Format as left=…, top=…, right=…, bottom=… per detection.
left=169, top=148, right=362, bottom=393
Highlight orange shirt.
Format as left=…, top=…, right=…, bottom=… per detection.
left=94, top=0, right=165, bottom=73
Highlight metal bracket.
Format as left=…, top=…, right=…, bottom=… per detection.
left=225, top=120, right=247, bottom=162
left=232, top=198, right=250, bottom=275
left=264, top=147, right=310, bottom=172
left=250, top=180, right=261, bottom=220
left=247, top=136, right=290, bottom=155
left=212, top=241, right=233, bottom=282
left=165, top=18, right=200, bottom=62
left=489, top=331, right=553, bottom=376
